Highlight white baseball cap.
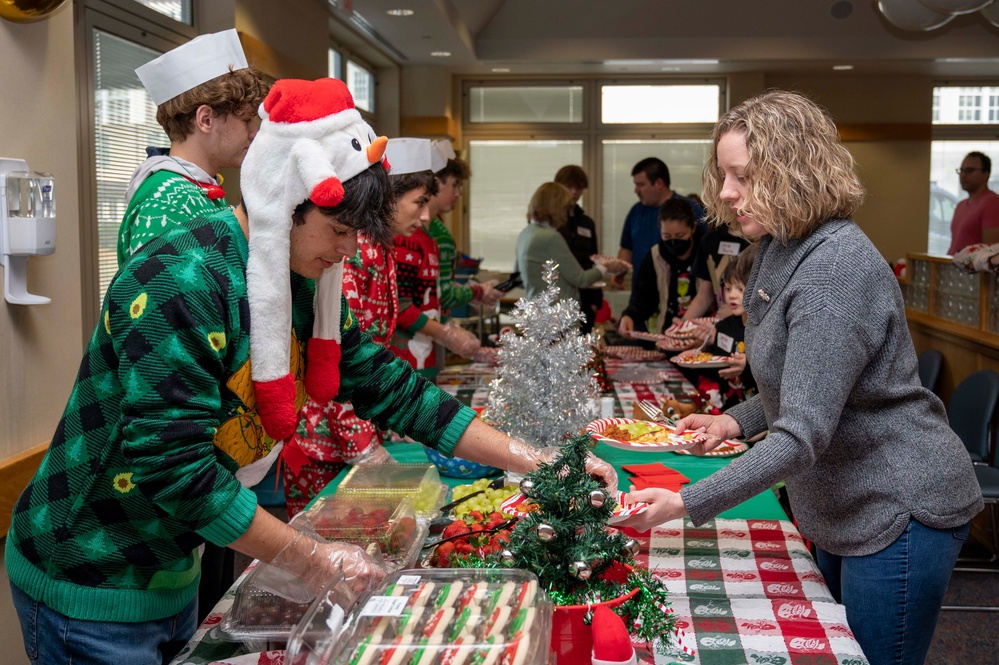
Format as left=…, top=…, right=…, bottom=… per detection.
left=136, top=29, right=248, bottom=105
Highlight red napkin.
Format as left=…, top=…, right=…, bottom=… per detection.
left=630, top=477, right=686, bottom=492
left=621, top=462, right=672, bottom=476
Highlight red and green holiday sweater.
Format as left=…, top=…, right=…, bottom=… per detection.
left=6, top=209, right=474, bottom=623
left=427, top=217, right=480, bottom=321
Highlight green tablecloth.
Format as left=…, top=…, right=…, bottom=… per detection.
left=317, top=438, right=788, bottom=522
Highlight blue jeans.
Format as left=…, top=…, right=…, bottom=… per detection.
left=9, top=581, right=198, bottom=665
left=816, top=518, right=969, bottom=665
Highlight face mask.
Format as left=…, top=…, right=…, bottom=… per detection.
left=661, top=237, right=692, bottom=256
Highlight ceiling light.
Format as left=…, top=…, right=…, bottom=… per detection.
left=430, top=51, right=451, bottom=57
left=833, top=64, right=854, bottom=70
left=492, top=67, right=511, bottom=73
left=386, top=8, right=414, bottom=16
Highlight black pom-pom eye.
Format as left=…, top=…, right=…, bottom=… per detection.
left=351, top=138, right=362, bottom=151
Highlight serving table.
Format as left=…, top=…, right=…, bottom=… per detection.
left=170, top=358, right=867, bottom=665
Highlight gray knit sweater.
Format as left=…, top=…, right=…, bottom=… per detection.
left=680, top=219, right=982, bottom=556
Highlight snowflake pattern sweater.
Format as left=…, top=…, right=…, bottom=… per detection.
left=6, top=209, right=474, bottom=623
left=117, top=169, right=229, bottom=265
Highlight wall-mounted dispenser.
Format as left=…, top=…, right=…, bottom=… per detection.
left=0, top=158, right=55, bottom=304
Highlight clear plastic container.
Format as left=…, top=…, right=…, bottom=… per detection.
left=299, top=494, right=428, bottom=572
left=219, top=565, right=359, bottom=645
left=336, top=463, right=447, bottom=518
left=288, top=568, right=552, bottom=665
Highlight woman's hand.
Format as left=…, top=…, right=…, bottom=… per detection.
left=618, top=315, right=636, bottom=337
left=718, top=352, right=747, bottom=380
left=616, top=487, right=687, bottom=531
left=673, top=412, right=742, bottom=454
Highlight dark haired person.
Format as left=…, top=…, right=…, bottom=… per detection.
left=615, top=157, right=705, bottom=294
left=618, top=197, right=703, bottom=337
left=554, top=164, right=602, bottom=333
left=426, top=145, right=503, bottom=323
left=947, top=150, right=999, bottom=254
left=119, top=30, right=269, bottom=264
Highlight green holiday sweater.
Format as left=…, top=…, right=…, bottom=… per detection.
left=117, top=169, right=229, bottom=266
left=7, top=209, right=474, bottom=623
left=427, top=217, right=475, bottom=321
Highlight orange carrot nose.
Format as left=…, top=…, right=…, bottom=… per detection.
left=367, top=136, right=388, bottom=163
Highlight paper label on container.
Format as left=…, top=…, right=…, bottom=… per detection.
left=397, top=575, right=422, bottom=586
left=360, top=595, right=410, bottom=617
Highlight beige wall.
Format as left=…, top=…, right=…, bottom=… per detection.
left=0, top=8, right=79, bottom=663
left=766, top=74, right=934, bottom=264
left=0, top=10, right=82, bottom=460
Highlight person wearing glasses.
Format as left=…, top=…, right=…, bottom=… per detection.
left=947, top=151, right=999, bottom=254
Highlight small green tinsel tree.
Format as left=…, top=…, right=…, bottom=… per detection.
left=506, top=434, right=676, bottom=654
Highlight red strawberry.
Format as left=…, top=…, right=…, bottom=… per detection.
left=434, top=541, right=455, bottom=566
left=442, top=521, right=470, bottom=540
left=467, top=510, right=485, bottom=522
left=454, top=542, right=475, bottom=558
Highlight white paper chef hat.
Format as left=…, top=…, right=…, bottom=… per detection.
left=136, top=29, right=249, bottom=105
left=431, top=139, right=457, bottom=173
left=385, top=138, right=434, bottom=175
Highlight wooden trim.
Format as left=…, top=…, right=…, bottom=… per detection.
left=399, top=115, right=457, bottom=140
left=0, top=442, right=49, bottom=538
left=906, top=310, right=999, bottom=352
left=837, top=123, right=931, bottom=142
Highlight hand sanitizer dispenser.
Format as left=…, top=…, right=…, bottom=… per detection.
left=0, top=158, right=56, bottom=305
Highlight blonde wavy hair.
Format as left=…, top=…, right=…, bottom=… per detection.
left=527, top=182, right=571, bottom=229
left=702, top=90, right=865, bottom=242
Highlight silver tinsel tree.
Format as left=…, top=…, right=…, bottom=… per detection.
left=486, top=261, right=599, bottom=445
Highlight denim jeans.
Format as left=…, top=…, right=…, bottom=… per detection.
left=816, top=518, right=969, bottom=665
left=9, top=581, right=198, bottom=665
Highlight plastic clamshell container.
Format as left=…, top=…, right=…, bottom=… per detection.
left=299, top=494, right=428, bottom=572
left=336, top=463, right=447, bottom=518
left=314, top=568, right=552, bottom=665
left=220, top=566, right=357, bottom=645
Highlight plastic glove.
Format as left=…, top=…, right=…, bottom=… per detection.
left=471, top=346, right=500, bottom=364
left=503, top=438, right=619, bottom=496
left=436, top=320, right=485, bottom=359
left=473, top=280, right=504, bottom=306
left=350, top=443, right=393, bottom=466
left=590, top=254, right=632, bottom=276
left=260, top=527, right=386, bottom=601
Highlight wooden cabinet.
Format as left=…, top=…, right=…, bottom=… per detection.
left=902, top=253, right=999, bottom=406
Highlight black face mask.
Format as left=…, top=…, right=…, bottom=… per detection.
left=661, top=237, right=692, bottom=256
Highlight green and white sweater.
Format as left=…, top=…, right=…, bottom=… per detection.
left=427, top=217, right=477, bottom=321
left=7, top=209, right=474, bottom=623
left=118, top=168, right=230, bottom=265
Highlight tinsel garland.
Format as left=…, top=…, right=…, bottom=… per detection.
left=486, top=261, right=598, bottom=445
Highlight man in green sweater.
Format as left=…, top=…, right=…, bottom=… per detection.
left=7, top=79, right=618, bottom=664
left=425, top=147, right=502, bottom=322
left=118, top=29, right=268, bottom=264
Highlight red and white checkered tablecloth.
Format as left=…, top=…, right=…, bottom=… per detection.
left=631, top=518, right=868, bottom=665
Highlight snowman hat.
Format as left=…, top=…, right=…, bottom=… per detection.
left=136, top=29, right=248, bottom=106
left=240, top=78, right=389, bottom=441
left=591, top=605, right=638, bottom=665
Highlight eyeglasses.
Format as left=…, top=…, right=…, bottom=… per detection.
left=956, top=167, right=983, bottom=175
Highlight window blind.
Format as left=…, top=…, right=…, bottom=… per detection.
left=93, top=29, right=167, bottom=307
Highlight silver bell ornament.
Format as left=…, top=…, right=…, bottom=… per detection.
left=624, top=538, right=641, bottom=557
left=500, top=549, right=516, bottom=565
left=570, top=561, right=592, bottom=580
left=536, top=524, right=556, bottom=542
left=589, top=489, right=606, bottom=508
left=519, top=478, right=536, bottom=496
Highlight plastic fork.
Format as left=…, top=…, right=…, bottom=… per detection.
left=637, top=399, right=678, bottom=427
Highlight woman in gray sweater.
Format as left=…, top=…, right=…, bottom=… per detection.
left=621, top=90, right=982, bottom=665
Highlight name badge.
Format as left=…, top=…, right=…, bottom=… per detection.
left=719, top=241, right=741, bottom=256
left=577, top=227, right=592, bottom=238
left=717, top=332, right=735, bottom=353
